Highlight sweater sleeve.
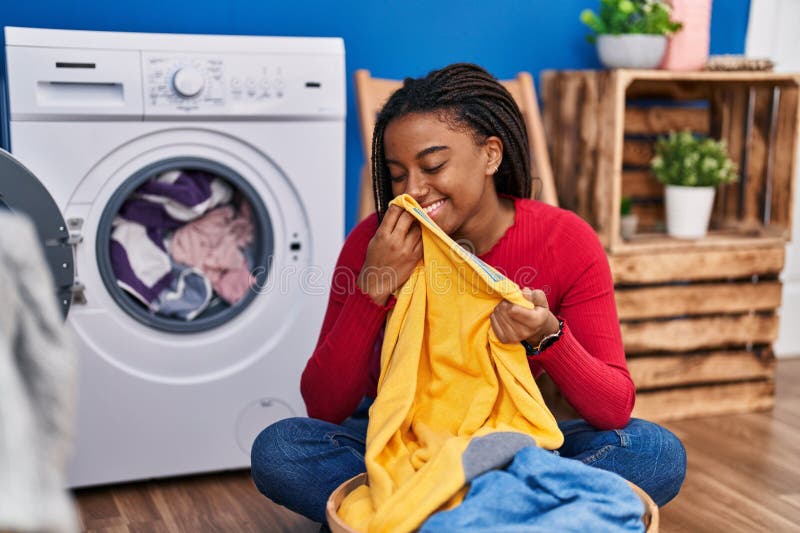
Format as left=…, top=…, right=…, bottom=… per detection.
left=300, top=215, right=392, bottom=423
left=534, top=212, right=635, bottom=430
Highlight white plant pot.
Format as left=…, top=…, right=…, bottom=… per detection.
left=620, top=214, right=639, bottom=240
left=664, top=185, right=716, bottom=239
left=596, top=34, right=667, bottom=69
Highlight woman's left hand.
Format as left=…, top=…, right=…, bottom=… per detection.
left=490, top=288, right=560, bottom=346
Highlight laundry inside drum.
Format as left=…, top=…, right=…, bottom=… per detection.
left=102, top=165, right=272, bottom=332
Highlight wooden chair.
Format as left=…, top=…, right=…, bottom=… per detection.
left=354, top=69, right=558, bottom=222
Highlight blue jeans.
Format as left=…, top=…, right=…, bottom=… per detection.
left=250, top=399, right=686, bottom=524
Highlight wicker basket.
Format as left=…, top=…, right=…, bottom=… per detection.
left=326, top=472, right=659, bottom=533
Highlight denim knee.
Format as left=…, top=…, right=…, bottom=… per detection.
left=559, top=418, right=687, bottom=506
left=250, top=416, right=368, bottom=523
left=250, top=417, right=306, bottom=498
left=626, top=418, right=687, bottom=505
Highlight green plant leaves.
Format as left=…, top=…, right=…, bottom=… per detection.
left=620, top=196, right=633, bottom=215
left=580, top=0, right=683, bottom=36
left=650, top=130, right=738, bottom=187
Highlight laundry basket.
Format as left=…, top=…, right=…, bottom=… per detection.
left=325, top=473, right=659, bottom=533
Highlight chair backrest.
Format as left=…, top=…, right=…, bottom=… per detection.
left=354, top=69, right=558, bottom=222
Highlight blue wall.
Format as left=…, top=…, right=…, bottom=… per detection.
left=0, top=0, right=750, bottom=231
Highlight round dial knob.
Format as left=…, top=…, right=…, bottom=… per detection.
left=172, top=67, right=205, bottom=97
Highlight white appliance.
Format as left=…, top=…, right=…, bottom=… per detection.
left=2, top=27, right=345, bottom=487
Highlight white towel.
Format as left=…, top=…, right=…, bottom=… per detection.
left=0, top=211, right=78, bottom=533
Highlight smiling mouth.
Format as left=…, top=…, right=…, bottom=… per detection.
left=422, top=199, right=446, bottom=216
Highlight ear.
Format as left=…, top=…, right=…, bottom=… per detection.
left=484, top=136, right=503, bottom=175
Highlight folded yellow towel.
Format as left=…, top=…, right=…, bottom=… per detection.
left=338, top=194, right=563, bottom=533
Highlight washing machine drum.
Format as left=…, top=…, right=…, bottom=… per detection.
left=0, top=148, right=73, bottom=318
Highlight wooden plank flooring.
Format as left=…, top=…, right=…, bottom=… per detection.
left=75, top=359, right=800, bottom=532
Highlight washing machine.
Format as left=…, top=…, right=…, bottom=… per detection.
left=1, top=27, right=345, bottom=487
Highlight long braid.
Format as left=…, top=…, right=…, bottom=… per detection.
left=371, top=63, right=534, bottom=220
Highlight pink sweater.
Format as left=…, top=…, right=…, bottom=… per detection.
left=300, top=198, right=635, bottom=430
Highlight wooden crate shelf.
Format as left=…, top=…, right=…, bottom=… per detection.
left=615, top=241, right=784, bottom=422
left=540, top=69, right=800, bottom=252
left=540, top=69, right=800, bottom=421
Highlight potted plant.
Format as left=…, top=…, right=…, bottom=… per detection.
left=650, top=130, right=738, bottom=239
left=620, top=196, right=638, bottom=240
left=580, top=0, right=683, bottom=69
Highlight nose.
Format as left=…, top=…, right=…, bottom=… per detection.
left=405, top=171, right=429, bottom=200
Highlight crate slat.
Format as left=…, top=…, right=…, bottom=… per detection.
left=708, top=85, right=729, bottom=222
left=622, top=169, right=663, bottom=199
left=610, top=244, right=784, bottom=283
left=715, top=86, right=750, bottom=224
left=622, top=139, right=655, bottom=167
left=621, top=313, right=779, bottom=353
left=540, top=71, right=560, bottom=189
left=771, top=86, right=799, bottom=234
left=627, top=349, right=776, bottom=389
left=742, top=87, right=774, bottom=225
left=614, top=228, right=785, bottom=252
left=632, top=380, right=775, bottom=422
left=625, top=106, right=709, bottom=135
left=617, top=70, right=800, bottom=83
left=615, top=280, right=782, bottom=320
left=596, top=71, right=624, bottom=249
left=557, top=73, right=582, bottom=219
left=578, top=72, right=600, bottom=231
left=626, top=79, right=711, bottom=101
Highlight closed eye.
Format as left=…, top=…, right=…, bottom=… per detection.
left=389, top=161, right=445, bottom=183
left=423, top=161, right=446, bottom=173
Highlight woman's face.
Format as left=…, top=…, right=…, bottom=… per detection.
left=383, top=112, right=503, bottom=239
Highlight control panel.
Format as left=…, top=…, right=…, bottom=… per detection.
left=141, top=51, right=341, bottom=118
left=145, top=56, right=227, bottom=110
left=5, top=30, right=344, bottom=121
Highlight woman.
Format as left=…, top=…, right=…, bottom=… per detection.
left=251, top=63, right=686, bottom=525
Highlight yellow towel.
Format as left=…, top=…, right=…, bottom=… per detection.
left=338, top=195, right=563, bottom=533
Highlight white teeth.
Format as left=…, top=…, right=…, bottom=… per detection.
left=423, top=199, right=445, bottom=214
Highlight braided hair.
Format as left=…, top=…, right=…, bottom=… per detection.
left=371, top=63, right=534, bottom=220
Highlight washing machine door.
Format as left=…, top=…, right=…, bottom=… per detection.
left=0, top=148, right=74, bottom=318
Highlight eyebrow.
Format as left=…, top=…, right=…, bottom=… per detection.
left=386, top=145, right=450, bottom=165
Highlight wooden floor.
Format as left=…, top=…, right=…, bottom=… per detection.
left=75, top=359, right=800, bottom=532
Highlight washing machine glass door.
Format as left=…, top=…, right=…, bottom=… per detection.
left=94, top=156, right=273, bottom=334
left=0, top=148, right=74, bottom=318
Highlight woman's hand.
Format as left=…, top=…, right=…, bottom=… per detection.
left=491, top=288, right=560, bottom=347
left=357, top=205, right=423, bottom=305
